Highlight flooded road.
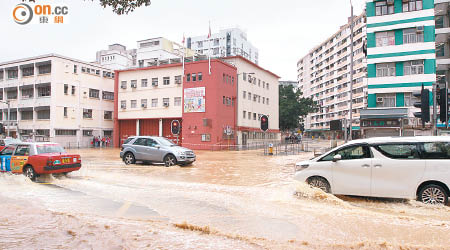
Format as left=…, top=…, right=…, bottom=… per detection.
left=0, top=148, right=449, bottom=249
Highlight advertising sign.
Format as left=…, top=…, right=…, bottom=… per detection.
left=184, top=87, right=205, bottom=113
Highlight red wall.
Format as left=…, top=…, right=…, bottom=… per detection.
left=181, top=60, right=237, bottom=150
left=139, top=119, right=159, bottom=136
left=118, top=120, right=136, bottom=146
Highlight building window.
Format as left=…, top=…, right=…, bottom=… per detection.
left=73, top=65, right=77, bottom=74
left=192, top=73, right=197, bottom=82
left=64, top=84, right=68, bottom=94
left=121, top=100, right=126, bottom=109
left=22, top=67, right=34, bottom=77
left=37, top=86, right=51, bottom=97
left=267, top=98, right=269, bottom=105
left=102, top=91, right=114, bottom=100
left=197, top=41, right=203, bottom=48
left=436, top=15, right=444, bottom=29
left=141, top=99, right=147, bottom=108
left=376, top=63, right=395, bottom=77
left=7, top=69, right=18, bottom=79
left=163, top=98, right=170, bottom=107
left=213, top=48, right=219, bottom=55
left=83, top=130, right=93, bottom=137
left=243, top=91, right=246, bottom=99
left=377, top=93, right=396, bottom=107
left=174, top=97, right=181, bottom=106
left=198, top=73, right=203, bottom=81
left=21, top=111, right=33, bottom=120
left=248, top=92, right=251, bottom=100
left=175, top=75, right=182, bottom=84
left=186, top=74, right=191, bottom=82
left=248, top=112, right=252, bottom=120
left=131, top=100, right=137, bottom=108
left=243, top=111, right=246, bottom=118
left=403, top=28, right=424, bottom=44
left=437, top=43, right=445, bottom=57
left=130, top=80, right=137, bottom=88
left=71, top=86, right=76, bottom=95
left=404, top=60, right=424, bottom=75
left=375, top=1, right=394, bottom=16
left=223, top=96, right=226, bottom=104
left=253, top=113, right=256, bottom=120
left=403, top=0, right=423, bottom=12
left=64, top=107, right=68, bottom=117
left=83, top=109, right=92, bottom=119
left=201, top=134, right=211, bottom=142
left=89, top=88, right=100, bottom=98
left=214, top=39, right=219, bottom=46
left=141, top=79, right=148, bottom=87
left=152, top=78, right=158, bottom=86
left=151, top=98, right=158, bottom=107
left=404, top=93, right=413, bottom=106
left=104, top=111, right=113, bottom=120
left=21, top=88, right=33, bottom=99
left=243, top=73, right=247, bottom=81
left=375, top=31, right=395, bottom=47
left=163, top=77, right=170, bottom=85
left=38, top=64, right=51, bottom=74
left=56, top=130, right=77, bottom=136
left=121, top=81, right=127, bottom=89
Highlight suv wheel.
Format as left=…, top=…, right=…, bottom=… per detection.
left=164, top=154, right=177, bottom=167
left=123, top=152, right=136, bottom=165
left=23, top=166, right=37, bottom=181
left=307, top=177, right=331, bottom=193
left=418, top=184, right=448, bottom=205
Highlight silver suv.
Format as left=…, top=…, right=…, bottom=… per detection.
left=120, top=136, right=196, bottom=167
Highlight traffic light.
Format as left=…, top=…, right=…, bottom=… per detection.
left=171, top=120, right=180, bottom=135
left=440, top=88, right=449, bottom=125
left=0, top=123, right=3, bottom=134
left=260, top=115, right=269, bottom=132
left=413, top=85, right=430, bottom=127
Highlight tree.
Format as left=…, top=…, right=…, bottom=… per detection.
left=279, top=85, right=315, bottom=132
left=23, top=0, right=151, bottom=15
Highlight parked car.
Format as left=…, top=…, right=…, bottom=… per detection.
left=294, top=136, right=450, bottom=205
left=120, top=136, right=196, bottom=167
left=0, top=138, right=22, bottom=151
left=0, top=142, right=81, bottom=181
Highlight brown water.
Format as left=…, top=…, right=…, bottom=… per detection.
left=0, top=148, right=449, bottom=250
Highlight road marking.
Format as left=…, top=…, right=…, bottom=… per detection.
left=116, top=201, right=132, bottom=217
left=37, top=182, right=54, bottom=185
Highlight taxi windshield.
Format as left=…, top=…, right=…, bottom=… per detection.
left=36, top=144, right=66, bottom=154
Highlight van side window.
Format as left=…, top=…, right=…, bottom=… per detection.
left=422, top=142, right=450, bottom=159
left=1, top=146, right=15, bottom=156
left=374, top=144, right=419, bottom=159
left=320, top=145, right=371, bottom=161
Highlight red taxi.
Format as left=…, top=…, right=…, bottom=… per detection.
left=0, top=142, right=81, bottom=181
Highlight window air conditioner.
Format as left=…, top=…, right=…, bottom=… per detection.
left=376, top=97, right=384, bottom=103
left=163, top=103, right=169, bottom=107
left=131, top=84, right=137, bottom=88
left=387, top=0, right=394, bottom=5
left=121, top=85, right=126, bottom=89
left=175, top=80, right=181, bottom=84
left=416, top=26, right=424, bottom=33
left=141, top=104, right=147, bottom=108
left=152, top=83, right=158, bottom=86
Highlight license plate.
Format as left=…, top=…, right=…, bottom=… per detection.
left=62, top=158, right=71, bottom=164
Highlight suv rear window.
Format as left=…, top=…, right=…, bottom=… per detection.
left=374, top=144, right=420, bottom=159
left=422, top=142, right=450, bottom=159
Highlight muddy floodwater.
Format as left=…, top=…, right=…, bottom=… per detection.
left=0, top=148, right=449, bottom=250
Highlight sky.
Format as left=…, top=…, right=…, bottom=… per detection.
left=1, top=0, right=366, bottom=81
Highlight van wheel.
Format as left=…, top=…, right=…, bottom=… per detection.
left=418, top=184, right=448, bottom=205
left=123, top=153, right=135, bottom=165
left=164, top=154, right=177, bottom=167
left=307, top=177, right=330, bottom=193
left=23, top=166, right=37, bottom=181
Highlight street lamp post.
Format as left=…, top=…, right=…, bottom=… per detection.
left=348, top=0, right=354, bottom=141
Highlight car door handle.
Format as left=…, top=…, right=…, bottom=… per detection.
left=361, top=164, right=370, bottom=168
left=374, top=164, right=382, bottom=168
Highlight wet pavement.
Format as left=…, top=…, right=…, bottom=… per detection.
left=0, top=148, right=449, bottom=250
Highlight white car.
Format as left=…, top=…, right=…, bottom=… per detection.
left=294, top=136, right=450, bottom=205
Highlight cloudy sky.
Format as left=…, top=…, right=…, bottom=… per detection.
left=1, top=0, right=366, bottom=80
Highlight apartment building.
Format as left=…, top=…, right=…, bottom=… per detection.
left=96, top=44, right=136, bottom=70
left=297, top=13, right=367, bottom=139
left=188, top=28, right=259, bottom=65
left=361, top=0, right=436, bottom=137
left=136, top=37, right=196, bottom=68
left=0, top=54, right=115, bottom=147
left=114, top=56, right=280, bottom=149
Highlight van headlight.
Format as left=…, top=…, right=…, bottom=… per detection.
left=295, top=163, right=309, bottom=172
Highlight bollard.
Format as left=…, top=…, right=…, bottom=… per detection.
left=268, top=143, right=273, bottom=155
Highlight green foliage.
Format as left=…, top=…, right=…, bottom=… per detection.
left=279, top=85, right=315, bottom=132
left=23, top=0, right=152, bottom=15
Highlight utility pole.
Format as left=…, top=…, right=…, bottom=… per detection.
left=432, top=83, right=437, bottom=136
left=348, top=0, right=354, bottom=141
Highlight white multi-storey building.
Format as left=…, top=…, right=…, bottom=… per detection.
left=297, top=13, right=367, bottom=139
left=0, top=54, right=115, bottom=147
left=188, top=28, right=259, bottom=65
left=96, top=44, right=136, bottom=70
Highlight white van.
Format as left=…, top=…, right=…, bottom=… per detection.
left=294, top=137, right=450, bottom=205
